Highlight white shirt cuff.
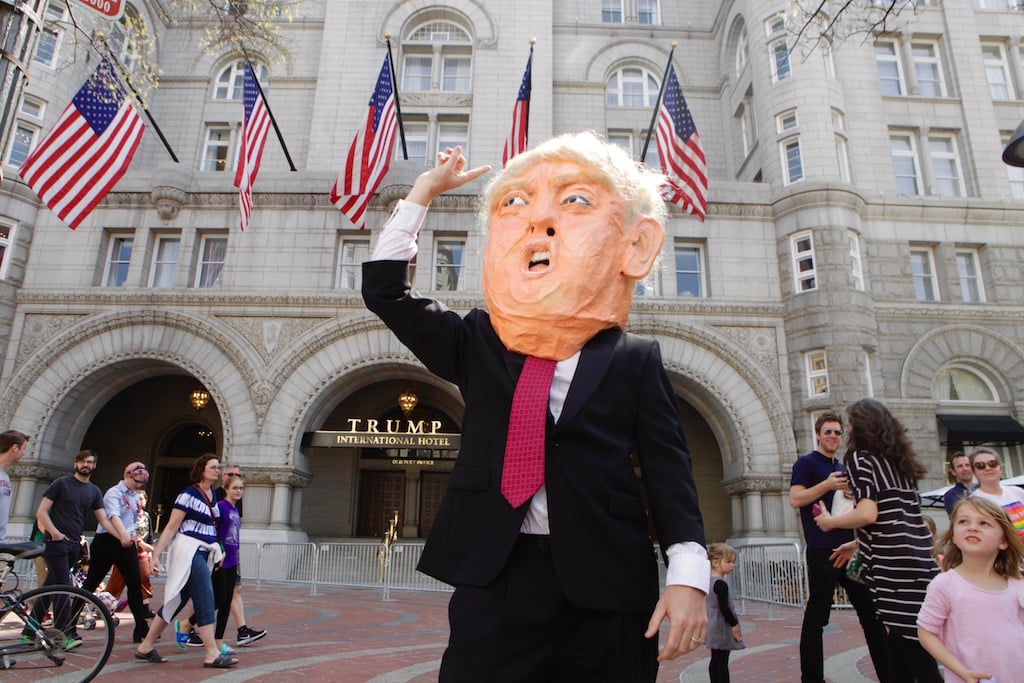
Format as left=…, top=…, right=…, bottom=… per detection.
left=370, top=199, right=428, bottom=261
left=665, top=541, right=711, bottom=594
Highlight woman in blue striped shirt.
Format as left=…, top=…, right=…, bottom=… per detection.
left=135, top=453, right=238, bottom=669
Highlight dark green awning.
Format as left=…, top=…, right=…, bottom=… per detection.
left=937, top=414, right=1024, bottom=446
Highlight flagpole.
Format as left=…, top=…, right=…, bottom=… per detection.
left=241, top=50, right=297, bottom=172
left=525, top=40, right=534, bottom=145
left=107, top=53, right=180, bottom=164
left=640, top=41, right=677, bottom=164
left=385, top=34, right=408, bottom=161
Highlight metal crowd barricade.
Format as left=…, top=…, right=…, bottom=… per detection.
left=733, top=541, right=806, bottom=619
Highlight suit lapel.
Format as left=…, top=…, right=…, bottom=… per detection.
left=555, top=328, right=621, bottom=429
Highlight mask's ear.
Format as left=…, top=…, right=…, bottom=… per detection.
left=621, top=217, right=665, bottom=279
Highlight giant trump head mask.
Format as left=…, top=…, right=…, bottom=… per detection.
left=480, top=132, right=667, bottom=361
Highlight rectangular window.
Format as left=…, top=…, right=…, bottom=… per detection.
left=33, top=3, right=66, bottom=67
left=875, top=41, right=905, bottom=96
left=103, top=235, right=133, bottom=287
left=863, top=352, right=874, bottom=397
left=771, top=41, right=791, bottom=81
left=766, top=14, right=786, bottom=35
left=739, top=103, right=755, bottom=158
left=402, top=120, right=428, bottom=166
left=637, top=0, right=659, bottom=25
left=434, top=238, right=466, bottom=291
left=910, top=247, right=938, bottom=301
left=150, top=236, right=180, bottom=288
left=437, top=121, right=469, bottom=159
left=982, top=43, right=1014, bottom=100
left=196, top=236, right=227, bottom=289
left=674, top=243, right=705, bottom=297
left=781, top=137, right=803, bottom=184
left=607, top=131, right=633, bottom=158
left=776, top=109, right=798, bottom=133
left=441, top=56, right=471, bottom=92
left=5, top=123, right=37, bottom=168
left=929, top=134, right=964, bottom=197
left=201, top=125, right=232, bottom=172
left=849, top=231, right=864, bottom=291
left=805, top=350, right=829, bottom=396
left=403, top=55, right=433, bottom=91
left=833, top=109, right=850, bottom=181
left=0, top=222, right=12, bottom=279
left=890, top=132, right=921, bottom=195
left=911, top=42, right=945, bottom=97
left=602, top=0, right=623, bottom=22
left=791, top=231, right=817, bottom=292
left=336, top=237, right=370, bottom=290
left=956, top=249, right=985, bottom=303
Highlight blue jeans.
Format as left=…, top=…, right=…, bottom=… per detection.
left=164, top=549, right=216, bottom=627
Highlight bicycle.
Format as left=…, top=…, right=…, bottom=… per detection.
left=0, top=540, right=115, bottom=682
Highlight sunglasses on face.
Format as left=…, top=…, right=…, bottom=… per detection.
left=821, top=429, right=842, bottom=436
left=973, top=459, right=1000, bottom=471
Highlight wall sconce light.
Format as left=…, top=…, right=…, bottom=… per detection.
left=398, top=390, right=418, bottom=417
left=189, top=387, right=211, bottom=411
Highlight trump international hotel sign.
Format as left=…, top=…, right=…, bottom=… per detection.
left=305, top=418, right=461, bottom=450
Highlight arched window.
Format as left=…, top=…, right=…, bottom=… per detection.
left=213, top=60, right=269, bottom=100
left=401, top=19, right=472, bottom=93
left=109, top=4, right=145, bottom=70
left=606, top=66, right=659, bottom=107
left=735, top=26, right=748, bottom=77
left=932, top=365, right=998, bottom=402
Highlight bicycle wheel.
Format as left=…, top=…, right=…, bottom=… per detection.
left=0, top=584, right=114, bottom=682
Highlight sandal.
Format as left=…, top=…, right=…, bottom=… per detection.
left=134, top=648, right=167, bottom=663
left=219, top=644, right=238, bottom=656
left=203, top=653, right=239, bottom=668
left=173, top=620, right=188, bottom=651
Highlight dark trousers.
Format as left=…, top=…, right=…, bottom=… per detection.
left=27, top=538, right=81, bottom=637
left=212, top=564, right=238, bottom=639
left=800, top=548, right=890, bottom=683
left=709, top=649, right=731, bottom=683
left=439, top=534, right=658, bottom=683
left=886, top=631, right=942, bottom=682
left=82, top=534, right=150, bottom=640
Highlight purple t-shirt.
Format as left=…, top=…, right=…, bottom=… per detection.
left=215, top=499, right=241, bottom=569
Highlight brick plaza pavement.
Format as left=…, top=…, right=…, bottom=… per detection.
left=90, top=581, right=883, bottom=682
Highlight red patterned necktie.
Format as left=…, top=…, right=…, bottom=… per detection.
left=500, top=356, right=557, bottom=508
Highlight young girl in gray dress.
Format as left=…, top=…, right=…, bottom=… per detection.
left=706, top=543, right=745, bottom=683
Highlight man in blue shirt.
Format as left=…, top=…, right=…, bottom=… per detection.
left=789, top=412, right=889, bottom=683
left=942, top=452, right=974, bottom=516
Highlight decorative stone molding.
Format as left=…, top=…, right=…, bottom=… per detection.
left=9, top=461, right=71, bottom=481
left=218, top=316, right=331, bottom=365
left=899, top=324, right=1024, bottom=399
left=151, top=185, right=187, bottom=220
left=721, top=475, right=791, bottom=495
left=712, top=325, right=781, bottom=384
left=17, top=314, right=88, bottom=366
left=242, top=466, right=312, bottom=488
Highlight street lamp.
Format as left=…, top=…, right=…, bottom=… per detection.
left=1002, top=120, right=1024, bottom=167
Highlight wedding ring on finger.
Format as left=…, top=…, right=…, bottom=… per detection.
left=690, top=636, right=704, bottom=643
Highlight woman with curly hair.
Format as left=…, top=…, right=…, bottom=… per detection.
left=814, top=398, right=941, bottom=682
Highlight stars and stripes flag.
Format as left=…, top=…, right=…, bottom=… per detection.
left=502, top=49, right=532, bottom=167
left=331, top=52, right=399, bottom=229
left=19, top=57, right=145, bottom=230
left=233, top=62, right=272, bottom=231
left=656, top=63, right=707, bottom=221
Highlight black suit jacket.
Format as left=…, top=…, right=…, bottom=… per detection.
left=363, top=260, right=705, bottom=614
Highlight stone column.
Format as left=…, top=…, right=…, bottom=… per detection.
left=402, top=468, right=420, bottom=538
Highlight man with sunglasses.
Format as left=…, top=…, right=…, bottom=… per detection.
left=789, top=412, right=890, bottom=683
left=969, top=448, right=1024, bottom=543
left=81, top=461, right=153, bottom=643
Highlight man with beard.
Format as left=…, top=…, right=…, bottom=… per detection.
left=32, top=449, right=125, bottom=647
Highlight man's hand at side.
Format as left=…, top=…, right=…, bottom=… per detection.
left=644, top=584, right=708, bottom=661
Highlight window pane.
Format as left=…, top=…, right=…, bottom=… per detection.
left=773, top=42, right=791, bottom=80
left=911, top=250, right=935, bottom=301
left=403, top=56, right=432, bottom=91
left=674, top=246, right=703, bottom=297
left=434, top=239, right=465, bottom=291
left=337, top=239, right=369, bottom=290
left=152, top=238, right=179, bottom=288
left=638, top=0, right=658, bottom=24
left=198, top=238, right=227, bottom=289
left=6, top=125, right=35, bottom=167
left=202, top=127, right=231, bottom=172
left=442, top=57, right=471, bottom=91
left=105, top=237, right=133, bottom=287
left=602, top=0, right=623, bottom=22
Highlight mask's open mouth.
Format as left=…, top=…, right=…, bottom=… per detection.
left=528, top=250, right=551, bottom=271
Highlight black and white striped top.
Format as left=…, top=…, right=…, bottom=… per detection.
left=846, top=450, right=938, bottom=640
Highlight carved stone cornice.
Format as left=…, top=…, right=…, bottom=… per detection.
left=101, top=188, right=482, bottom=212
left=241, top=466, right=312, bottom=488
left=9, top=461, right=71, bottom=481
left=876, top=303, right=1024, bottom=321
left=721, top=474, right=791, bottom=495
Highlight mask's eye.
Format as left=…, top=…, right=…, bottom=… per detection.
left=503, top=195, right=527, bottom=207
left=563, top=194, right=592, bottom=206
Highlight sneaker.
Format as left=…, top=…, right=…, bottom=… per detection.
left=64, top=636, right=83, bottom=651
left=185, top=630, right=204, bottom=647
left=236, top=625, right=266, bottom=646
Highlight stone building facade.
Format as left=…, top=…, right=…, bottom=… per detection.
left=1, top=0, right=1023, bottom=545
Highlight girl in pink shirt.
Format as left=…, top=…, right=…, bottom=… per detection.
left=918, top=497, right=1024, bottom=682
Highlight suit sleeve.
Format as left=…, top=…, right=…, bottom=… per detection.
left=633, top=340, right=707, bottom=558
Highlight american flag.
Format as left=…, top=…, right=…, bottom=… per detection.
left=656, top=63, right=707, bottom=221
left=502, top=50, right=532, bottom=167
left=20, top=57, right=145, bottom=230
left=233, top=62, right=272, bottom=231
left=331, top=53, right=398, bottom=229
